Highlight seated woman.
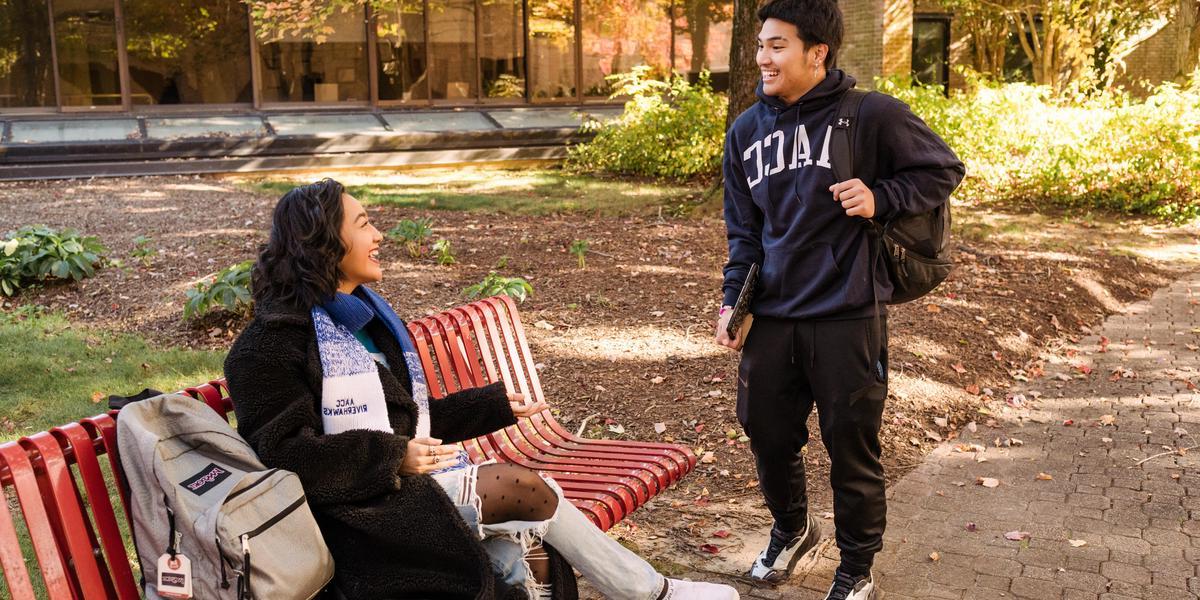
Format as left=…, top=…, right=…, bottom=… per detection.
left=224, top=179, right=739, bottom=600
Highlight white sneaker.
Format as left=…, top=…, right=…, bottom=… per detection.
left=748, top=514, right=822, bottom=584
left=823, top=569, right=876, bottom=600
left=661, top=578, right=740, bottom=599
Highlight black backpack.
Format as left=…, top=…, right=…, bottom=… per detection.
left=829, top=88, right=953, bottom=305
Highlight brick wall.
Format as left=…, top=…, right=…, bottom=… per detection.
left=839, top=0, right=886, bottom=88
left=1116, top=15, right=1184, bottom=94
left=882, top=0, right=913, bottom=77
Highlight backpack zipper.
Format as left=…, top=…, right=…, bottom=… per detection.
left=222, top=469, right=280, bottom=505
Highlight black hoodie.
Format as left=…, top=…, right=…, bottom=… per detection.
left=722, top=70, right=965, bottom=320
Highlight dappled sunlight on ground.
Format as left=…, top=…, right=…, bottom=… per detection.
left=529, top=323, right=726, bottom=362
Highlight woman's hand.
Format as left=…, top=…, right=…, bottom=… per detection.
left=507, top=391, right=549, bottom=418
left=399, top=437, right=462, bottom=475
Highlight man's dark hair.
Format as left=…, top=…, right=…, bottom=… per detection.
left=758, top=0, right=843, bottom=70
left=252, top=178, right=347, bottom=310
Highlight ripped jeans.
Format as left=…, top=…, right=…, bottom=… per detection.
left=433, top=464, right=663, bottom=600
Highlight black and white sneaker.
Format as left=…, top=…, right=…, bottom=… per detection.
left=747, top=514, right=822, bottom=584
left=823, top=569, right=876, bottom=600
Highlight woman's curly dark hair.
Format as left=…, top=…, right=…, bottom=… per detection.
left=252, top=178, right=347, bottom=310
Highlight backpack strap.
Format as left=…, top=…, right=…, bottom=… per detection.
left=831, top=88, right=886, bottom=337
left=829, top=88, right=869, bottom=185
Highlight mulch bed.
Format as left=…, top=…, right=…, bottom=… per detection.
left=0, top=174, right=1180, bottom=557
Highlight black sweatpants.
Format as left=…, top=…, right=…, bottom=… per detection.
left=736, top=315, right=888, bottom=575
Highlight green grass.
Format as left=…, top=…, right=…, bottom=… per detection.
left=237, top=168, right=704, bottom=216
left=0, top=307, right=227, bottom=441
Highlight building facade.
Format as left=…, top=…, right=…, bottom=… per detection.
left=0, top=0, right=735, bottom=113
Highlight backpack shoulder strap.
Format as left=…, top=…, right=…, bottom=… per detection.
left=829, top=88, right=870, bottom=184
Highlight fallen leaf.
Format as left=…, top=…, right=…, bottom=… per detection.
left=708, top=390, right=722, bottom=398
left=712, top=530, right=731, bottom=539
left=534, top=320, right=555, bottom=330
left=965, top=522, right=977, bottom=532
left=926, top=303, right=942, bottom=313
left=965, top=384, right=981, bottom=395
left=1099, top=336, right=1110, bottom=352
left=1050, top=315, right=1061, bottom=330
left=608, top=424, right=626, bottom=435
left=745, top=479, right=759, bottom=489
left=1063, top=419, right=1075, bottom=426
left=1099, top=414, right=1116, bottom=426
left=698, top=544, right=720, bottom=554
left=821, top=511, right=835, bottom=519
left=977, top=477, right=1000, bottom=488
left=650, top=311, right=665, bottom=317
left=1101, top=437, right=1113, bottom=443
left=650, top=376, right=664, bottom=384
left=653, top=422, right=667, bottom=434
left=1005, top=531, right=1031, bottom=541
left=1068, top=539, right=1087, bottom=547
left=951, top=362, right=967, bottom=374
left=967, top=421, right=978, bottom=433
left=934, top=416, right=949, bottom=428
left=1077, top=364, right=1093, bottom=375
left=929, top=551, right=941, bottom=562
left=1035, top=472, right=1054, bottom=481
left=991, top=351, right=1004, bottom=362
left=926, top=430, right=943, bottom=442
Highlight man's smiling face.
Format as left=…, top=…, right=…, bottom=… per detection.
left=757, top=18, right=827, bottom=104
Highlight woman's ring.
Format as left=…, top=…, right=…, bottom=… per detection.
left=428, top=446, right=435, bottom=457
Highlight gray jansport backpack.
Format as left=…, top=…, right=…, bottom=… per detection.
left=830, top=88, right=954, bottom=304
left=117, top=393, right=334, bottom=599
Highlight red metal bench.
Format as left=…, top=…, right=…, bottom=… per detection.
left=0, top=296, right=695, bottom=597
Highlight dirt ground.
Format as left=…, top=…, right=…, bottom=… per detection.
left=1, top=173, right=1196, bottom=583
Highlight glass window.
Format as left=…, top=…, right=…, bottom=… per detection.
left=912, top=16, right=949, bottom=92
left=0, top=0, right=56, bottom=108
left=480, top=0, right=525, bottom=101
left=580, top=0, right=671, bottom=98
left=123, top=0, right=252, bottom=105
left=376, top=0, right=428, bottom=102
left=528, top=0, right=576, bottom=101
left=1003, top=19, right=1041, bottom=83
left=257, top=6, right=369, bottom=103
left=428, top=0, right=476, bottom=101
left=672, top=0, right=732, bottom=92
left=53, top=0, right=122, bottom=107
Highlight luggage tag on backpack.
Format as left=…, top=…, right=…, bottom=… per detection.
left=157, top=553, right=193, bottom=599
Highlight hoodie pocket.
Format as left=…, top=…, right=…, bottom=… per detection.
left=763, top=242, right=841, bottom=303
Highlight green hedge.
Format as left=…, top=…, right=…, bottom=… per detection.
left=880, top=72, right=1200, bottom=222
left=566, top=67, right=727, bottom=181
left=570, top=67, right=1200, bottom=221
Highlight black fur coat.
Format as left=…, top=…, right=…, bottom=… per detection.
left=224, top=300, right=522, bottom=599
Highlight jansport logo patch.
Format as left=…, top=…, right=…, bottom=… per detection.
left=180, top=463, right=232, bottom=495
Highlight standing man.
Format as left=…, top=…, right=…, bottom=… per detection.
left=715, top=1, right=964, bottom=599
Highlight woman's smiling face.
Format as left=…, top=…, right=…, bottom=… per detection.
left=337, top=193, right=383, bottom=293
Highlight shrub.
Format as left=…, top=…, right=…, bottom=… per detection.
left=566, top=67, right=726, bottom=181
left=131, top=235, right=157, bottom=266
left=463, top=272, right=534, bottom=303
left=569, top=240, right=588, bottom=268
left=877, top=71, right=1200, bottom=222
left=184, top=260, right=254, bottom=321
left=387, top=218, right=434, bottom=258
left=432, top=238, right=456, bottom=266
left=0, top=226, right=107, bottom=296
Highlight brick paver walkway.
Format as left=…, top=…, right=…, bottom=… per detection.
left=578, top=273, right=1200, bottom=600
left=874, top=272, right=1200, bottom=599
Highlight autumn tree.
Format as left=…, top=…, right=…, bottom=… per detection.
left=940, top=0, right=1175, bottom=93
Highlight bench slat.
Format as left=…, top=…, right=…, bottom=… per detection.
left=53, top=424, right=139, bottom=599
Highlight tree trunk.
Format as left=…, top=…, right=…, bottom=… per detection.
left=1184, top=0, right=1200, bottom=75
left=726, top=0, right=764, bottom=131
left=687, top=0, right=712, bottom=73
